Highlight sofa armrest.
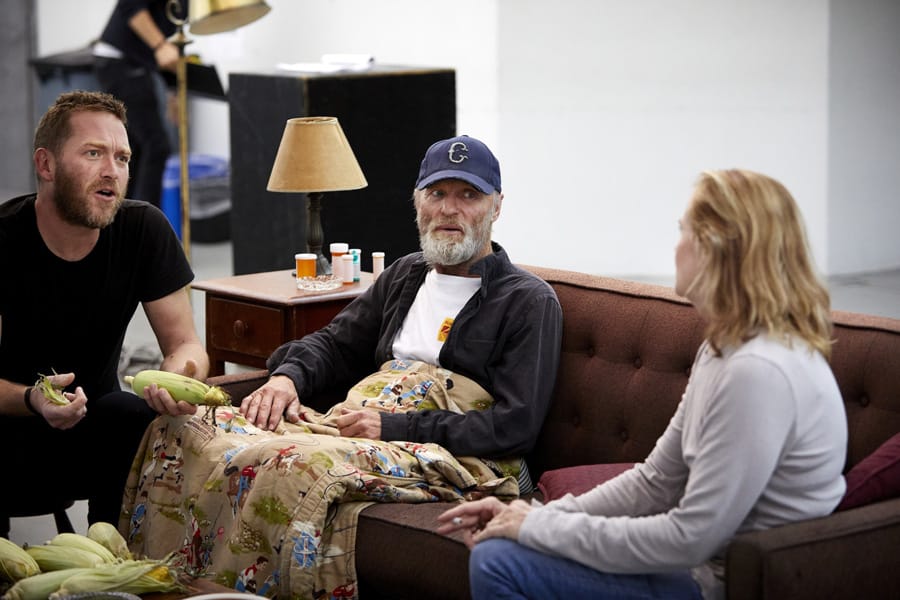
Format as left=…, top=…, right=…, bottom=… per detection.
left=726, top=497, right=900, bottom=600
left=207, top=369, right=347, bottom=412
left=207, top=369, right=270, bottom=405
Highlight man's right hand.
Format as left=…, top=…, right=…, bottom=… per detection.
left=240, top=375, right=301, bottom=431
left=154, top=42, right=179, bottom=71
left=34, top=372, right=88, bottom=430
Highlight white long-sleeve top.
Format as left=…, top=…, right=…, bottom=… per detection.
left=518, top=335, right=847, bottom=599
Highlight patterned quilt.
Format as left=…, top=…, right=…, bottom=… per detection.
left=119, top=360, right=520, bottom=599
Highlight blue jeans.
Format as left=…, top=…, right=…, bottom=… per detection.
left=469, top=538, right=703, bottom=600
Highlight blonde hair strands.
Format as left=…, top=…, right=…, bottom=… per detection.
left=687, top=169, right=833, bottom=358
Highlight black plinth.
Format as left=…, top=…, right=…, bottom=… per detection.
left=228, top=66, right=456, bottom=275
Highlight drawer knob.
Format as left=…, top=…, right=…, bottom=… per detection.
left=233, top=319, right=249, bottom=338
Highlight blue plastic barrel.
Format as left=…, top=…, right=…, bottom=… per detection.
left=161, top=154, right=229, bottom=239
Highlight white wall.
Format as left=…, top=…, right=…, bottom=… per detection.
left=495, top=0, right=831, bottom=276
left=35, top=0, right=900, bottom=277
left=827, top=0, right=900, bottom=275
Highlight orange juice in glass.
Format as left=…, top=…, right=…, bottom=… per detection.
left=295, top=253, right=317, bottom=280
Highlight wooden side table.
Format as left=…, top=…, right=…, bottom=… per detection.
left=193, top=270, right=373, bottom=376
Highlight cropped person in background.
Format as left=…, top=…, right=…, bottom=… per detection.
left=438, top=169, right=848, bottom=600
left=0, top=91, right=207, bottom=529
left=93, top=0, right=184, bottom=208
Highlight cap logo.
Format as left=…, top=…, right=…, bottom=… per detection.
left=448, top=142, right=469, bottom=164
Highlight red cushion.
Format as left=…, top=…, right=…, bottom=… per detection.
left=537, top=463, right=635, bottom=502
left=835, top=432, right=900, bottom=511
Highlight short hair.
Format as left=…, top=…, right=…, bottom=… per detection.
left=33, top=90, right=127, bottom=157
left=686, top=169, right=833, bottom=357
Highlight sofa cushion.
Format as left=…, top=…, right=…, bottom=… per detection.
left=836, top=432, right=900, bottom=511
left=537, top=462, right=635, bottom=502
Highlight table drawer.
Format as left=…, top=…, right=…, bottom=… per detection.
left=207, top=297, right=285, bottom=359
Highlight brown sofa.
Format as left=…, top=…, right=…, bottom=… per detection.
left=207, top=266, right=900, bottom=599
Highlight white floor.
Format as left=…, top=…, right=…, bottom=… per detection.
left=8, top=240, right=899, bottom=546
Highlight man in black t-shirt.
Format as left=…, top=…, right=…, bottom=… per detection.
left=0, top=90, right=208, bottom=527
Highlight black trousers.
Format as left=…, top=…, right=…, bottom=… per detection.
left=94, top=56, right=171, bottom=208
left=0, top=391, right=157, bottom=526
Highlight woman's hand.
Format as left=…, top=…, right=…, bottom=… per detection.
left=240, top=375, right=301, bottom=430
left=437, top=497, right=531, bottom=548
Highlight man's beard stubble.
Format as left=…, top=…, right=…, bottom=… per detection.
left=52, top=162, right=123, bottom=229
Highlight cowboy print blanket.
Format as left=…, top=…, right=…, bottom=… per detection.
left=119, top=360, right=521, bottom=599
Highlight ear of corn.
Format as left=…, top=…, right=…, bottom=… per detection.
left=86, top=522, right=132, bottom=561
left=0, top=537, right=40, bottom=583
left=34, top=371, right=69, bottom=406
left=123, top=369, right=231, bottom=406
left=1, top=567, right=90, bottom=600
left=48, top=532, right=117, bottom=565
left=49, top=559, right=183, bottom=597
left=25, top=545, right=107, bottom=571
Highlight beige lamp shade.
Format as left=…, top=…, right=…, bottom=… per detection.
left=267, top=117, right=368, bottom=193
left=189, top=0, right=271, bottom=35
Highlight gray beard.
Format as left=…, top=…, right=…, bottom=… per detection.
left=419, top=231, right=482, bottom=266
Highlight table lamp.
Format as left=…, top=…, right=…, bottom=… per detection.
left=165, top=0, right=271, bottom=261
left=267, top=116, right=368, bottom=277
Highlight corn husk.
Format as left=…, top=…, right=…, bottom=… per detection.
left=86, top=522, right=132, bottom=561
left=25, top=545, right=107, bottom=571
left=123, top=370, right=231, bottom=405
left=1, top=567, right=90, bottom=600
left=48, top=559, right=182, bottom=597
left=49, top=533, right=117, bottom=564
left=34, top=372, right=69, bottom=406
left=0, top=537, right=40, bottom=583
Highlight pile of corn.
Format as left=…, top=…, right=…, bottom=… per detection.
left=0, top=523, right=183, bottom=599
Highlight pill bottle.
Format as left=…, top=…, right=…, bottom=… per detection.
left=372, top=251, right=385, bottom=280
left=341, top=254, right=354, bottom=284
left=350, top=248, right=361, bottom=282
left=330, top=242, right=349, bottom=279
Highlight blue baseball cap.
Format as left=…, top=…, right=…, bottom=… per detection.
left=415, top=135, right=501, bottom=194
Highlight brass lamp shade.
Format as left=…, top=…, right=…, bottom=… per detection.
left=267, top=117, right=368, bottom=193
left=189, top=0, right=271, bottom=35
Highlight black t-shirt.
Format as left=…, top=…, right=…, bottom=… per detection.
left=0, top=195, right=193, bottom=399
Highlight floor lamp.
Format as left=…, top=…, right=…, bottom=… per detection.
left=165, top=0, right=271, bottom=261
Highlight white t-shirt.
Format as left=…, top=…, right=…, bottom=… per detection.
left=392, top=269, right=482, bottom=366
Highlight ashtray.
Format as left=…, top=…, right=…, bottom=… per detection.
left=296, top=275, right=343, bottom=292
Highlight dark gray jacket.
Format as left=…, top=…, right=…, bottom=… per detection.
left=268, top=243, right=563, bottom=458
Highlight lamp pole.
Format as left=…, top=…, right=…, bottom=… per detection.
left=306, top=192, right=332, bottom=275
left=167, top=0, right=192, bottom=262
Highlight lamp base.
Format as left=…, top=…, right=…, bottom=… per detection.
left=314, top=251, right=332, bottom=276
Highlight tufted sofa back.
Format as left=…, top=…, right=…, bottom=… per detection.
left=522, top=266, right=900, bottom=481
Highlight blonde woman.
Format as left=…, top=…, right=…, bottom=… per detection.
left=438, top=169, right=848, bottom=600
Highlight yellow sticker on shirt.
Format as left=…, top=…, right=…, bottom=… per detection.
left=437, top=317, right=454, bottom=342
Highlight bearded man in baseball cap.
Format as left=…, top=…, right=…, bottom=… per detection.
left=244, top=134, right=563, bottom=496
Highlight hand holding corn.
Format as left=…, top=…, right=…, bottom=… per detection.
left=30, top=372, right=88, bottom=430
left=124, top=369, right=230, bottom=416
